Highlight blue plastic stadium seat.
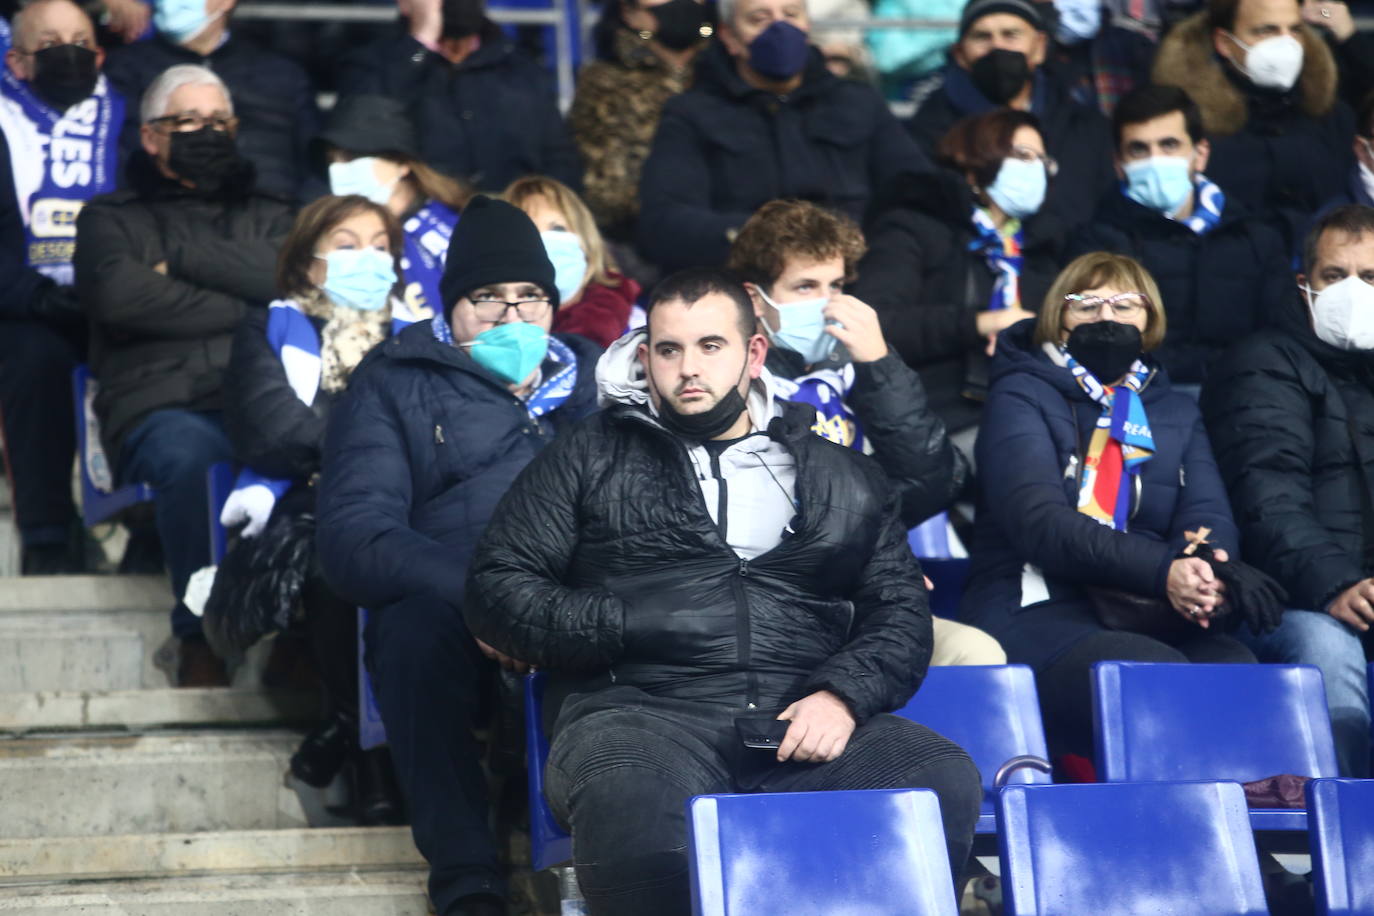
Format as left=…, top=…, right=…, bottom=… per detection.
left=71, top=364, right=155, bottom=526
left=525, top=671, right=572, bottom=870
left=1307, top=778, right=1374, bottom=916
left=997, top=781, right=1268, bottom=916
left=1093, top=662, right=1340, bottom=832
left=893, top=665, right=1050, bottom=834
left=689, top=788, right=958, bottom=916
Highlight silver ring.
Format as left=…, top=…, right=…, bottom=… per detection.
left=1322, top=6, right=1332, bottom=17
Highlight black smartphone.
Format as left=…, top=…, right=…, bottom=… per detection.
left=735, top=716, right=790, bottom=750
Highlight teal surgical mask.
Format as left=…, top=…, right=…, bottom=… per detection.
left=154, top=0, right=222, bottom=44
left=328, top=157, right=397, bottom=206
left=317, top=248, right=396, bottom=312
left=757, top=286, right=835, bottom=365
left=986, top=157, right=1047, bottom=220
left=540, top=230, right=588, bottom=305
left=1123, top=156, right=1194, bottom=216
left=466, top=321, right=550, bottom=385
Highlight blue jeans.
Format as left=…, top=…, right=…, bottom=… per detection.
left=118, top=409, right=234, bottom=639
left=1238, top=610, right=1371, bottom=778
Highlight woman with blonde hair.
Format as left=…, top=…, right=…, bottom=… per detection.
left=504, top=174, right=641, bottom=347
left=960, top=251, right=1278, bottom=762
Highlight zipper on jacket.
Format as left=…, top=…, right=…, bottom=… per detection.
left=734, top=557, right=757, bottom=707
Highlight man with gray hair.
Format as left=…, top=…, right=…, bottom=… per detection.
left=74, top=63, right=293, bottom=685
left=0, top=0, right=124, bottom=573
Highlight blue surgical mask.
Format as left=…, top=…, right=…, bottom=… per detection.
left=1054, top=0, right=1102, bottom=45
left=466, top=320, right=550, bottom=385
left=153, top=0, right=221, bottom=43
left=985, top=157, right=1047, bottom=220
left=328, top=157, right=397, bottom=206
left=317, top=248, right=396, bottom=312
left=540, top=230, right=588, bottom=306
left=748, top=20, right=810, bottom=81
left=1123, top=156, right=1195, bottom=217
left=757, top=286, right=835, bottom=365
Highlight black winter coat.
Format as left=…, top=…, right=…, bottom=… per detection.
left=316, top=321, right=601, bottom=613
left=464, top=400, right=932, bottom=723
left=103, top=35, right=319, bottom=202
left=1200, top=299, right=1374, bottom=612
left=766, top=346, right=966, bottom=526
left=337, top=22, right=581, bottom=193
left=1067, top=187, right=1295, bottom=385
left=74, top=153, right=293, bottom=462
left=905, top=64, right=1115, bottom=234
left=962, top=320, right=1239, bottom=670
left=637, top=43, right=928, bottom=272
left=852, top=169, right=1063, bottom=433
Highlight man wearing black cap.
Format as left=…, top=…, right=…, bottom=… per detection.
left=337, top=0, right=581, bottom=193
left=316, top=196, right=602, bottom=916
left=906, top=0, right=1114, bottom=231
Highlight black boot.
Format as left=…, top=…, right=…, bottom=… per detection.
left=353, top=745, right=406, bottom=826
left=290, top=713, right=353, bottom=788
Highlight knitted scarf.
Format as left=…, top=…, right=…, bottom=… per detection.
left=1064, top=351, right=1155, bottom=531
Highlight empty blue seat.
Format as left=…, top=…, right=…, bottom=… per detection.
left=893, top=665, right=1050, bottom=834
left=1093, top=662, right=1339, bottom=831
left=1307, top=777, right=1374, bottom=915
left=997, top=781, right=1268, bottom=916
left=525, top=671, right=572, bottom=871
left=689, top=788, right=958, bottom=916
left=71, top=364, right=154, bottom=526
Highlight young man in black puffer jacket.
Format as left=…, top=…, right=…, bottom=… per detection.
left=465, top=267, right=981, bottom=916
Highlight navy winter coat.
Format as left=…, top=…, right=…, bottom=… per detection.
left=961, top=320, right=1238, bottom=669
left=316, top=321, right=601, bottom=612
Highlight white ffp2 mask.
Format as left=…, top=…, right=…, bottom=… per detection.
left=1304, top=275, right=1374, bottom=351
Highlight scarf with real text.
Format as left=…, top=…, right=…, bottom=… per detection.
left=400, top=200, right=458, bottom=318
left=1064, top=351, right=1155, bottom=531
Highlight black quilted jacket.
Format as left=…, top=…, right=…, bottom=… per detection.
left=463, top=399, right=933, bottom=723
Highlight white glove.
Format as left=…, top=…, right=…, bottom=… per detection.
left=219, top=484, right=278, bottom=538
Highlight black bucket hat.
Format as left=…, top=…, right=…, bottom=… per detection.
left=311, top=94, right=420, bottom=175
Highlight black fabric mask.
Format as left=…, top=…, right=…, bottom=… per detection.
left=31, top=44, right=98, bottom=111
left=167, top=126, right=243, bottom=191
left=1065, top=321, right=1144, bottom=385
left=441, top=0, right=485, bottom=38
left=656, top=379, right=748, bottom=440
left=648, top=0, right=708, bottom=50
left=970, top=48, right=1030, bottom=104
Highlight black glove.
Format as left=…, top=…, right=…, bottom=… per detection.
left=30, top=283, right=85, bottom=331
left=1188, top=542, right=1288, bottom=636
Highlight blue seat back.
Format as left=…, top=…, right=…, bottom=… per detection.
left=71, top=364, right=155, bottom=526
left=997, top=781, right=1268, bottom=916
left=1308, top=778, right=1374, bottom=915
left=524, top=672, right=572, bottom=870
left=1093, top=662, right=1339, bottom=783
left=689, top=788, right=958, bottom=916
left=893, top=665, right=1050, bottom=799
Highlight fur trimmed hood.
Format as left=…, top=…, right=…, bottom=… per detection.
left=1152, top=11, right=1339, bottom=137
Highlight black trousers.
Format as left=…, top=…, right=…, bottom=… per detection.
left=0, top=318, right=82, bottom=545
left=545, top=686, right=983, bottom=916
left=363, top=593, right=503, bottom=913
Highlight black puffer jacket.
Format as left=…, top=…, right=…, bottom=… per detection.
left=1201, top=298, right=1374, bottom=612
left=74, top=153, right=293, bottom=461
left=853, top=169, right=1063, bottom=433
left=317, top=321, right=602, bottom=613
left=1067, top=186, right=1295, bottom=385
left=637, top=42, right=928, bottom=271
left=464, top=400, right=932, bottom=723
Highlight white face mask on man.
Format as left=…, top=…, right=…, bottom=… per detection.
left=1304, top=275, right=1374, bottom=351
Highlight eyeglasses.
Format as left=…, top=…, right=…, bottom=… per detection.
left=1063, top=292, right=1152, bottom=319
left=1009, top=145, right=1059, bottom=178
left=469, top=296, right=552, bottom=322
left=14, top=38, right=95, bottom=54
left=148, top=113, right=239, bottom=134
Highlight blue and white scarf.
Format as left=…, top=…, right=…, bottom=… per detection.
left=400, top=200, right=458, bottom=317
left=968, top=206, right=1023, bottom=311
left=1181, top=175, right=1224, bottom=236
left=772, top=364, right=867, bottom=452
left=0, top=18, right=123, bottom=285
left=431, top=312, right=579, bottom=420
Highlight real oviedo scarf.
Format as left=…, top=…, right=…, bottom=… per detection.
left=1064, top=351, right=1155, bottom=531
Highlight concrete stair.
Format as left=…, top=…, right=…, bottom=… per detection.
left=0, top=574, right=431, bottom=912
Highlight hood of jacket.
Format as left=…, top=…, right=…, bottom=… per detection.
left=1152, top=11, right=1339, bottom=137
left=989, top=316, right=1167, bottom=402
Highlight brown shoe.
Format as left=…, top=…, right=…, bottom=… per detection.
left=177, top=637, right=231, bottom=688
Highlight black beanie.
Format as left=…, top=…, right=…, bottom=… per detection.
left=439, top=195, right=560, bottom=312
left=958, top=0, right=1044, bottom=37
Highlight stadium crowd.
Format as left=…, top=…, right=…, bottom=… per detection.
left=0, top=0, right=1372, bottom=911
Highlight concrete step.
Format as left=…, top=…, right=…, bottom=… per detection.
left=0, top=870, right=431, bottom=914
left=0, top=731, right=309, bottom=838
left=0, top=575, right=173, bottom=613
left=0, top=826, right=424, bottom=884
left=0, top=688, right=316, bottom=735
